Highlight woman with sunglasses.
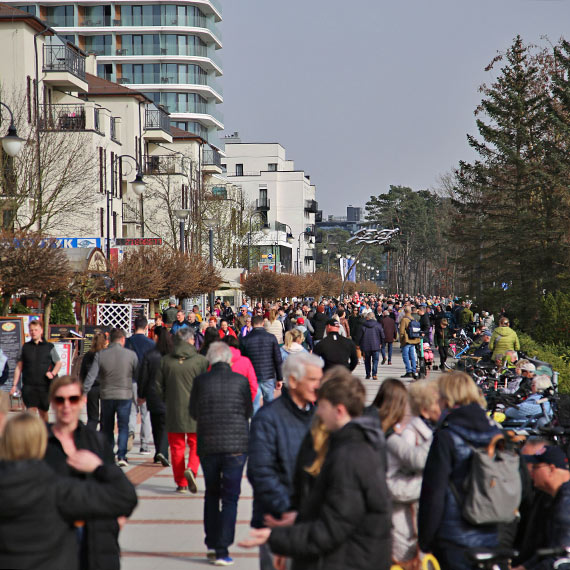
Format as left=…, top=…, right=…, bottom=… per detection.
left=44, top=375, right=131, bottom=570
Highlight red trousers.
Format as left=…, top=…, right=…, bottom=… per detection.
left=167, top=432, right=199, bottom=487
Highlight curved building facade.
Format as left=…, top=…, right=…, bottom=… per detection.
left=11, top=0, right=223, bottom=141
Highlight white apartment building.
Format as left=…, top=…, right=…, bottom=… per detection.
left=8, top=0, right=223, bottom=142
left=223, top=133, right=318, bottom=274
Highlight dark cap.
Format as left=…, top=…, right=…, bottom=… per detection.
left=524, top=446, right=569, bottom=470
left=326, top=319, right=340, bottom=327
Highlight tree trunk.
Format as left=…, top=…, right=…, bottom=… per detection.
left=44, top=296, right=52, bottom=338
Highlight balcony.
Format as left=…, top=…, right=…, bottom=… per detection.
left=304, top=199, right=318, bottom=213
left=38, top=104, right=86, bottom=132
left=202, top=147, right=222, bottom=174
left=315, top=210, right=323, bottom=223
left=304, top=224, right=316, bottom=238
left=43, top=45, right=88, bottom=91
left=255, top=198, right=270, bottom=213
left=143, top=155, right=187, bottom=176
left=143, top=106, right=172, bottom=143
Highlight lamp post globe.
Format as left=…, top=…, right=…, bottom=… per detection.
left=1, top=125, right=25, bottom=157
left=261, top=223, right=271, bottom=236
left=131, top=173, right=146, bottom=196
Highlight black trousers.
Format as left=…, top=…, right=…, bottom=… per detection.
left=150, top=411, right=169, bottom=459
left=438, top=346, right=447, bottom=366
left=86, top=385, right=100, bottom=430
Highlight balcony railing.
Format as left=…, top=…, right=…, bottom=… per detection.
left=43, top=44, right=86, bottom=80
left=38, top=104, right=86, bottom=131
left=110, top=117, right=119, bottom=142
left=304, top=199, right=318, bottom=213
left=203, top=148, right=221, bottom=168
left=94, top=108, right=102, bottom=133
left=255, top=198, right=270, bottom=212
left=143, top=155, right=186, bottom=175
left=145, top=107, right=171, bottom=133
left=304, top=224, right=316, bottom=237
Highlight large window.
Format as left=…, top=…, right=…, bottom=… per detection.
left=142, top=91, right=208, bottom=113
left=14, top=5, right=36, bottom=15
left=120, top=34, right=160, bottom=56
left=124, top=64, right=206, bottom=85
left=120, top=4, right=206, bottom=27
left=84, top=5, right=111, bottom=26
left=45, top=6, right=74, bottom=27
left=85, top=35, right=112, bottom=55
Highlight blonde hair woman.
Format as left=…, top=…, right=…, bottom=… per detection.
left=280, top=329, right=307, bottom=362
left=0, top=413, right=137, bottom=570
left=264, top=308, right=284, bottom=344
left=418, top=373, right=501, bottom=568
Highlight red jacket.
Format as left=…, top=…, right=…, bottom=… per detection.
left=229, top=347, right=258, bottom=401
left=219, top=327, right=237, bottom=339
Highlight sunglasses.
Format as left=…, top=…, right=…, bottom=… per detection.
left=53, top=395, right=82, bottom=405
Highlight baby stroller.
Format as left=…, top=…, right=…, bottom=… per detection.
left=423, top=343, right=434, bottom=371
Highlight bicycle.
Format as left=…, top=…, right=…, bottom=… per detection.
left=464, top=547, right=517, bottom=569
left=535, top=546, right=570, bottom=569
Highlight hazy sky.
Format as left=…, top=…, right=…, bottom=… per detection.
left=220, top=0, right=570, bottom=216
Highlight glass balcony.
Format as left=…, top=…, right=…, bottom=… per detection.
left=43, top=45, right=86, bottom=80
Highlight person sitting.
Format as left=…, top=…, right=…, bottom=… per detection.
left=503, top=361, right=536, bottom=395
left=504, top=375, right=552, bottom=421
left=472, top=329, right=492, bottom=360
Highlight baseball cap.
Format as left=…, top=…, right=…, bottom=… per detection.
left=520, top=362, right=536, bottom=372
left=297, top=317, right=305, bottom=325
left=524, top=446, right=569, bottom=470
left=326, top=318, right=340, bottom=327
left=482, top=330, right=492, bottom=337
left=536, top=365, right=553, bottom=378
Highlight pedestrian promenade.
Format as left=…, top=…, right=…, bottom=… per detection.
left=118, top=345, right=442, bottom=569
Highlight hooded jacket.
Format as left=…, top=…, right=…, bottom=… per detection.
left=269, top=416, right=392, bottom=570
left=0, top=460, right=137, bottom=570
left=357, top=319, right=385, bottom=353
left=228, top=346, right=258, bottom=401
left=489, top=326, right=520, bottom=360
left=418, top=403, right=502, bottom=552
left=280, top=342, right=307, bottom=362
left=156, top=340, right=208, bottom=433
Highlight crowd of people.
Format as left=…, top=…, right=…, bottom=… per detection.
left=1, top=292, right=568, bottom=569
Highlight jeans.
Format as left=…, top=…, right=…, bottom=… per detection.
left=86, top=385, right=100, bottom=431
left=259, top=379, right=276, bottom=404
left=381, top=342, right=393, bottom=363
left=101, top=399, right=132, bottom=460
left=168, top=432, right=199, bottom=487
left=253, top=386, right=262, bottom=415
left=364, top=350, right=380, bottom=377
left=129, top=382, right=152, bottom=449
left=201, top=453, right=247, bottom=559
left=401, top=344, right=417, bottom=374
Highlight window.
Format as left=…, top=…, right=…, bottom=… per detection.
left=84, top=5, right=112, bottom=26
left=112, top=212, right=117, bottom=238
left=99, top=208, right=104, bottom=237
left=259, top=188, right=268, bottom=205
left=235, top=164, right=243, bottom=176
left=268, top=163, right=277, bottom=172
left=85, top=35, right=112, bottom=56
left=45, top=6, right=74, bottom=27
left=14, top=5, right=36, bottom=15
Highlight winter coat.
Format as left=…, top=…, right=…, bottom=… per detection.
left=170, top=320, right=191, bottom=335
left=156, top=341, right=208, bottom=433
left=268, top=417, right=392, bottom=570
left=380, top=316, right=398, bottom=343
left=313, top=333, right=358, bottom=371
left=434, top=326, right=451, bottom=349
left=190, top=362, right=252, bottom=456
left=280, top=342, right=307, bottom=362
left=386, top=416, right=433, bottom=561
left=240, top=327, right=283, bottom=383
left=0, top=459, right=137, bottom=570
left=357, top=319, right=385, bottom=353
left=311, top=312, right=329, bottom=341
left=218, top=327, right=237, bottom=339
left=418, top=403, right=502, bottom=553
left=44, top=422, right=125, bottom=570
left=264, top=319, right=284, bottom=345
left=229, top=346, right=258, bottom=401
left=489, top=326, right=520, bottom=360
left=138, top=347, right=166, bottom=414
left=399, top=316, right=421, bottom=347
left=505, top=393, right=552, bottom=420
left=348, top=314, right=364, bottom=343
left=247, top=386, right=315, bottom=528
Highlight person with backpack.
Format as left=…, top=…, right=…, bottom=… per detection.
left=399, top=308, right=421, bottom=379
left=418, top=372, right=522, bottom=570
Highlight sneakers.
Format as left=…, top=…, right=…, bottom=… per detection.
left=116, top=458, right=128, bottom=467
left=388, top=361, right=392, bottom=365
left=155, top=453, right=170, bottom=467
left=176, top=486, right=189, bottom=494
left=206, top=550, right=216, bottom=562
left=381, top=359, right=386, bottom=365
left=127, top=432, right=134, bottom=452
left=365, top=376, right=371, bottom=380
left=184, top=469, right=198, bottom=494
left=400, top=372, right=413, bottom=378
left=412, top=373, right=419, bottom=380
left=139, top=448, right=151, bottom=455
left=213, top=557, right=234, bottom=566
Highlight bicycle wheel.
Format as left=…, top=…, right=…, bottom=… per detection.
left=444, top=359, right=457, bottom=371
left=422, top=554, right=441, bottom=570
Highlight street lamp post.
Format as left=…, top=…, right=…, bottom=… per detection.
left=247, top=212, right=270, bottom=272
left=174, top=209, right=190, bottom=252
left=0, top=102, right=26, bottom=157
left=107, top=154, right=146, bottom=260
left=203, top=218, right=216, bottom=315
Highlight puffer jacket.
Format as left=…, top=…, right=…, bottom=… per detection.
left=386, top=416, right=433, bottom=561
left=418, top=403, right=502, bottom=553
left=357, top=319, right=385, bottom=353
left=229, top=346, right=258, bottom=401
left=268, top=416, right=392, bottom=570
left=240, top=326, right=283, bottom=383
left=247, top=386, right=314, bottom=528
left=489, top=326, right=520, bottom=360
left=156, top=341, right=208, bottom=433
left=190, top=362, right=252, bottom=456
left=264, top=319, right=284, bottom=344
left=311, top=312, right=329, bottom=340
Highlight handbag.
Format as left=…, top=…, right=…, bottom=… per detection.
left=392, top=504, right=422, bottom=570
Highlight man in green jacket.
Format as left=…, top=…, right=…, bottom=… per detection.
left=156, top=328, right=208, bottom=493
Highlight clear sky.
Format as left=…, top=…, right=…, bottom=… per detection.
left=220, top=0, right=570, bottom=217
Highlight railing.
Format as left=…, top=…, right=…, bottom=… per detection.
left=143, top=155, right=186, bottom=175
left=45, top=16, right=74, bottom=27
left=38, top=104, right=86, bottom=131
left=203, top=147, right=221, bottom=168
left=145, top=107, right=171, bottom=133
left=84, top=45, right=112, bottom=56
left=110, top=117, right=119, bottom=142
left=43, top=44, right=86, bottom=80
left=94, top=108, right=102, bottom=133
left=81, top=17, right=111, bottom=26
left=256, top=198, right=270, bottom=212
left=304, top=224, right=316, bottom=237
left=304, top=199, right=318, bottom=213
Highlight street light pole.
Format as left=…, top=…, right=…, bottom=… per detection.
left=209, top=225, right=214, bottom=312
left=174, top=209, right=190, bottom=252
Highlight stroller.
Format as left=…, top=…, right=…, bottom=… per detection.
left=423, top=343, right=434, bottom=370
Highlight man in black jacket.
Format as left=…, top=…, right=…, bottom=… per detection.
left=313, top=320, right=358, bottom=372
left=240, top=315, right=283, bottom=404
left=240, top=368, right=392, bottom=570
left=190, top=342, right=252, bottom=566
left=310, top=305, right=329, bottom=342
left=44, top=375, right=135, bottom=570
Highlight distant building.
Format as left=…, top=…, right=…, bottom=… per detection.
left=222, top=133, right=317, bottom=274
left=317, top=205, right=364, bottom=233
